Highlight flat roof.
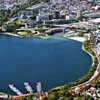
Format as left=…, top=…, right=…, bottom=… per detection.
left=91, top=18, right=100, bottom=23
left=25, top=3, right=45, bottom=11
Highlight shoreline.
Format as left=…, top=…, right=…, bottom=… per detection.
left=70, top=42, right=99, bottom=89
left=66, top=36, right=99, bottom=85
left=50, top=36, right=99, bottom=92
left=0, top=32, right=22, bottom=38
left=0, top=32, right=52, bottom=40
left=0, top=35, right=99, bottom=97
left=64, top=36, right=86, bottom=43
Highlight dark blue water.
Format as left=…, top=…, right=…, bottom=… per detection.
left=0, top=35, right=92, bottom=94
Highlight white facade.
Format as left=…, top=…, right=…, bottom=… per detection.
left=50, top=0, right=63, bottom=4
left=0, top=0, right=29, bottom=9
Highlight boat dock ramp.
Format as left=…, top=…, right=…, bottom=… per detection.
left=9, top=84, right=23, bottom=95
left=24, top=82, right=33, bottom=93
left=9, top=82, right=42, bottom=95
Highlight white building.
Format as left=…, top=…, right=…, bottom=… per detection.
left=36, top=13, right=49, bottom=22
left=0, top=0, right=29, bottom=10
left=50, top=0, right=63, bottom=4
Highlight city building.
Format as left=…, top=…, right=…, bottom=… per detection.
left=0, top=0, right=29, bottom=10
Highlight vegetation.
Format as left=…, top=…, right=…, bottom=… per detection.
left=48, top=94, right=57, bottom=100
left=15, top=20, right=24, bottom=28
left=2, top=22, right=16, bottom=32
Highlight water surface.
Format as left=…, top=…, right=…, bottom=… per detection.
left=0, top=35, right=92, bottom=94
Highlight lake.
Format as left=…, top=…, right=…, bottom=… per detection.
left=0, top=35, right=92, bottom=94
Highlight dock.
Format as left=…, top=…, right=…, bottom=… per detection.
left=9, top=84, right=23, bottom=95
left=24, top=82, right=33, bottom=93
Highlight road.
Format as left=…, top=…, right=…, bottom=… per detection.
left=54, top=18, right=100, bottom=29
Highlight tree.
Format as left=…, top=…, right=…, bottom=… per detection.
left=15, top=20, right=24, bottom=28
left=48, top=94, right=57, bottom=100
left=85, top=95, right=94, bottom=100
left=4, top=22, right=16, bottom=32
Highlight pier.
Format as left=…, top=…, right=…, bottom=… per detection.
left=24, top=82, right=33, bottom=93
left=9, top=84, right=23, bottom=95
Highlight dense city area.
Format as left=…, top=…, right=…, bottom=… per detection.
left=1, top=0, right=100, bottom=100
